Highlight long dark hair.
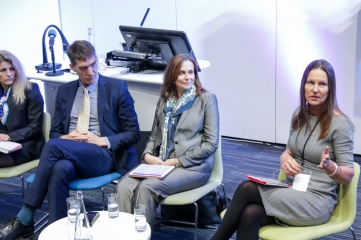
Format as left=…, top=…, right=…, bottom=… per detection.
left=161, top=54, right=204, bottom=98
left=292, top=59, right=350, bottom=139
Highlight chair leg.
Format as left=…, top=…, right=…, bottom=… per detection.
left=349, top=226, right=356, bottom=240
left=193, top=202, right=198, bottom=240
left=101, top=187, right=105, bottom=211
left=219, top=183, right=228, bottom=205
left=20, top=175, right=25, bottom=199
left=33, top=213, right=49, bottom=235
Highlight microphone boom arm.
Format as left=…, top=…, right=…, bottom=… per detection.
left=41, top=24, right=69, bottom=66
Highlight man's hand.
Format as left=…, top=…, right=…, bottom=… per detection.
left=60, top=130, right=87, bottom=141
left=60, top=130, right=108, bottom=147
left=85, top=131, right=108, bottom=147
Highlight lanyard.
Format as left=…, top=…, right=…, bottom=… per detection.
left=300, top=119, right=319, bottom=167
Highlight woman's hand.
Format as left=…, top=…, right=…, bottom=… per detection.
left=317, top=146, right=354, bottom=184
left=163, top=158, right=182, bottom=167
left=0, top=134, right=10, bottom=141
left=280, top=147, right=301, bottom=176
left=144, top=153, right=164, bottom=165
left=317, top=146, right=331, bottom=170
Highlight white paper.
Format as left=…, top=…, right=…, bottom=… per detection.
left=292, top=173, right=311, bottom=192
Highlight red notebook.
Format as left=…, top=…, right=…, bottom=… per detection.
left=247, top=175, right=290, bottom=188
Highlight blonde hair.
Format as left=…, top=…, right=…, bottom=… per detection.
left=0, top=50, right=31, bottom=104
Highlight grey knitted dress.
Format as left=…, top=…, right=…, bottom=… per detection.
left=258, top=114, right=354, bottom=226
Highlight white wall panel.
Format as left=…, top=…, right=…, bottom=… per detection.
left=176, top=0, right=277, bottom=142
left=0, top=0, right=62, bottom=72
left=276, top=0, right=361, bottom=154
left=58, top=0, right=93, bottom=46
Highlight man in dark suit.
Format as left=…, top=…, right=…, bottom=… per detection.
left=0, top=40, right=140, bottom=240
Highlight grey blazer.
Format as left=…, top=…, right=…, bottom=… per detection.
left=142, top=91, right=219, bottom=173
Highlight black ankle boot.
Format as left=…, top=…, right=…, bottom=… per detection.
left=0, top=218, right=34, bottom=240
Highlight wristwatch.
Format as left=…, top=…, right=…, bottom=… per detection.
left=174, top=158, right=180, bottom=168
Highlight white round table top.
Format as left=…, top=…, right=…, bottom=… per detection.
left=39, top=211, right=151, bottom=240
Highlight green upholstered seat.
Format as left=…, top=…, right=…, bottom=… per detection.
left=160, top=136, right=226, bottom=240
left=0, top=112, right=51, bottom=198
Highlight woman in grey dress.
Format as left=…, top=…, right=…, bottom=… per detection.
left=210, top=59, right=355, bottom=240
left=116, top=54, right=219, bottom=229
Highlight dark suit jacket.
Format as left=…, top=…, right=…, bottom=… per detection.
left=50, top=74, right=140, bottom=173
left=2, top=82, right=45, bottom=160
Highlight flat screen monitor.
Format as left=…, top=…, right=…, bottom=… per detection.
left=119, top=25, right=200, bottom=71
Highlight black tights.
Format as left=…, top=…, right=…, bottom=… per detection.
left=0, top=153, right=16, bottom=167
left=0, top=151, right=32, bottom=167
left=210, top=181, right=275, bottom=240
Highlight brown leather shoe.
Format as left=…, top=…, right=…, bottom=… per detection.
left=0, top=218, right=34, bottom=240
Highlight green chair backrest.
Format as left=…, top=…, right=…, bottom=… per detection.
left=43, top=112, right=51, bottom=142
left=208, top=136, right=223, bottom=184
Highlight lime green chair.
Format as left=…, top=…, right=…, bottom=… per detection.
left=259, top=162, right=360, bottom=240
left=160, top=136, right=225, bottom=240
left=0, top=112, right=51, bottom=198
left=220, top=162, right=360, bottom=240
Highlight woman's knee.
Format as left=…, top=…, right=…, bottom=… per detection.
left=135, top=180, right=159, bottom=202
left=137, top=180, right=155, bottom=193
left=241, top=204, right=266, bottom=225
left=235, top=180, right=258, bottom=196
left=116, top=176, right=140, bottom=198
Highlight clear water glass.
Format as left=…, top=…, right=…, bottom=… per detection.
left=107, top=193, right=119, bottom=218
left=97, top=53, right=107, bottom=71
left=134, top=204, right=147, bottom=232
left=66, top=197, right=79, bottom=223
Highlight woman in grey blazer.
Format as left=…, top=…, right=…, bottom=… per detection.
left=0, top=50, right=44, bottom=167
left=117, top=54, right=219, bottom=228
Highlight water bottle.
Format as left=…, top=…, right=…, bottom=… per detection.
left=74, top=191, right=93, bottom=240
left=87, top=28, right=94, bottom=46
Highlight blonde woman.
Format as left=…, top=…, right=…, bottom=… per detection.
left=0, top=50, right=44, bottom=167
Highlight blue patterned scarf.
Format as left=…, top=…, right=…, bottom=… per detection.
left=159, top=85, right=196, bottom=160
left=0, top=86, right=11, bottom=125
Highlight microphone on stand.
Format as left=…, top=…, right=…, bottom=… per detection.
left=35, top=24, right=69, bottom=73
left=45, top=29, right=64, bottom=76
left=48, top=29, right=56, bottom=49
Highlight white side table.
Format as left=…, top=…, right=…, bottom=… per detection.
left=39, top=211, right=151, bottom=240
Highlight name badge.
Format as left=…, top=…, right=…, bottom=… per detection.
left=292, top=169, right=311, bottom=192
